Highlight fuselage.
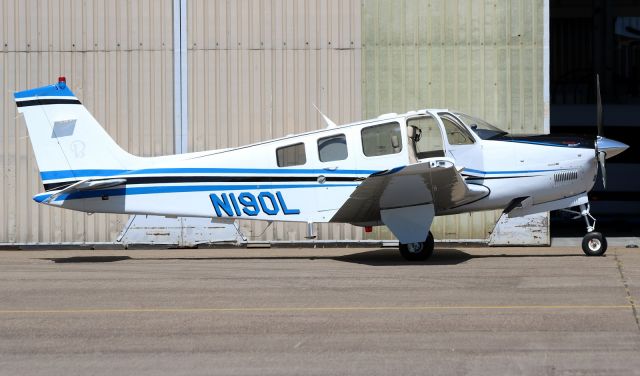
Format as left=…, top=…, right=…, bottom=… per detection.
left=35, top=109, right=605, bottom=225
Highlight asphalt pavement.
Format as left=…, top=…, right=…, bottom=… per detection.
left=0, top=246, right=639, bottom=375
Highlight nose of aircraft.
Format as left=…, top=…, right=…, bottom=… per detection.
left=596, top=136, right=629, bottom=159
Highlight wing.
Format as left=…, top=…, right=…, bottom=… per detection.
left=330, top=158, right=489, bottom=224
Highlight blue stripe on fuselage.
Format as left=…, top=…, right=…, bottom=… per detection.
left=41, top=169, right=129, bottom=180
left=33, top=183, right=359, bottom=203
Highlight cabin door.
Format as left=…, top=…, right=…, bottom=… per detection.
left=431, top=111, right=482, bottom=169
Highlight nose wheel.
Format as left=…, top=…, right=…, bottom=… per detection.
left=582, top=232, right=607, bottom=256
left=562, top=203, right=607, bottom=256
left=399, top=231, right=435, bottom=261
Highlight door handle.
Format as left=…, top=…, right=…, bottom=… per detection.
left=323, top=166, right=338, bottom=171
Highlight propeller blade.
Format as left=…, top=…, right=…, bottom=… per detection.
left=596, top=74, right=603, bottom=137
left=597, top=150, right=607, bottom=189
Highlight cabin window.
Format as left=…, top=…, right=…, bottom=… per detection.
left=361, top=122, right=402, bottom=157
left=276, top=143, right=306, bottom=167
left=317, top=134, right=348, bottom=162
left=440, top=115, right=475, bottom=145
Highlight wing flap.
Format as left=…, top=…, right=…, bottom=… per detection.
left=330, top=158, right=488, bottom=224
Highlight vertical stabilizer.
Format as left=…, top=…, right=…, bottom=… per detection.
left=14, top=78, right=141, bottom=185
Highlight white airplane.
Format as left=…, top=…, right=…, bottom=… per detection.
left=14, top=77, right=628, bottom=260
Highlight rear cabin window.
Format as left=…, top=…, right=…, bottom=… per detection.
left=361, top=122, right=402, bottom=157
left=317, top=134, right=348, bottom=162
left=276, top=143, right=306, bottom=167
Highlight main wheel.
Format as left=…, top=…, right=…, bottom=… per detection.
left=399, top=231, right=435, bottom=261
left=582, top=232, right=608, bottom=256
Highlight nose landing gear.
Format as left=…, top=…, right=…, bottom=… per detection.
left=561, top=203, right=607, bottom=256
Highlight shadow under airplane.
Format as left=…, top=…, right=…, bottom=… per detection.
left=41, top=248, right=583, bottom=266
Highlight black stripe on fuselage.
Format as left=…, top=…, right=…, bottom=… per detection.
left=43, top=175, right=363, bottom=192
left=16, top=99, right=82, bottom=107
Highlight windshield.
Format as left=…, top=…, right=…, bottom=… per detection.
left=454, top=112, right=508, bottom=140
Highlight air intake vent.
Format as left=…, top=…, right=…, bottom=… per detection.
left=554, top=170, right=578, bottom=184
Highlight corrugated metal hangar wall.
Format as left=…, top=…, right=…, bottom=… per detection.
left=1, top=0, right=174, bottom=243
left=0, top=0, right=545, bottom=244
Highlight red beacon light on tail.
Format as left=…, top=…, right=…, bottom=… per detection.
left=57, top=76, right=66, bottom=88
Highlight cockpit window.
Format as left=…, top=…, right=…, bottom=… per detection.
left=454, top=112, right=509, bottom=140
left=439, top=114, right=475, bottom=145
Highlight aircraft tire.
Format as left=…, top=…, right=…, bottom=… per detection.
left=582, top=232, right=607, bottom=256
left=399, top=231, right=435, bottom=261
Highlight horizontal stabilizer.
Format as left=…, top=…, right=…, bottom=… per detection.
left=44, top=178, right=126, bottom=203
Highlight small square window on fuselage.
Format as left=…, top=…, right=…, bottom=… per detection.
left=318, top=134, right=348, bottom=162
left=276, top=143, right=306, bottom=167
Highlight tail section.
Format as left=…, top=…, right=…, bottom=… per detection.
left=14, top=77, right=141, bottom=186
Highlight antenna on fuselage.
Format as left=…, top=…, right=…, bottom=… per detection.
left=312, top=103, right=337, bottom=129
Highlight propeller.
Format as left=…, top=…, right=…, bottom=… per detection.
left=593, top=74, right=629, bottom=188
left=596, top=74, right=603, bottom=138
left=595, top=74, right=607, bottom=189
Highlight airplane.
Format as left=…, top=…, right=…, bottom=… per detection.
left=14, top=76, right=628, bottom=260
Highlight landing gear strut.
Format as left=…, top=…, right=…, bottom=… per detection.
left=399, top=231, right=435, bottom=261
left=562, top=203, right=607, bottom=256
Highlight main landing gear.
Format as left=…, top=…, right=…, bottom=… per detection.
left=562, top=203, right=608, bottom=256
left=399, top=231, right=435, bottom=261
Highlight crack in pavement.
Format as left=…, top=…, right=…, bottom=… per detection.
left=614, top=250, right=640, bottom=331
